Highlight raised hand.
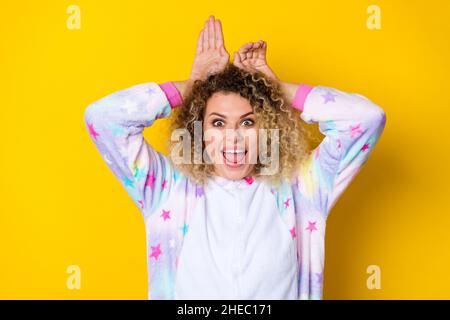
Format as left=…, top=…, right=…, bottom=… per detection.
left=189, top=15, right=230, bottom=81
left=233, top=40, right=278, bottom=80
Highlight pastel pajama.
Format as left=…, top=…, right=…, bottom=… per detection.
left=84, top=80, right=386, bottom=299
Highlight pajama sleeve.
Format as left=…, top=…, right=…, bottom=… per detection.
left=84, top=82, right=179, bottom=220
left=293, top=84, right=387, bottom=218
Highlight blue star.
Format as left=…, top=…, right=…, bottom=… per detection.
left=109, top=123, right=124, bottom=136
left=123, top=176, right=135, bottom=188
left=181, top=223, right=189, bottom=236
left=133, top=166, right=146, bottom=181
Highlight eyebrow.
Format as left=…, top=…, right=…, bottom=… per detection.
left=208, top=111, right=254, bottom=119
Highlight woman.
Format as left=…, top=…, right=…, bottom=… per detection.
left=84, top=15, right=386, bottom=300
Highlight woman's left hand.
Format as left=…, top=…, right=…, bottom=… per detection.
left=233, top=40, right=278, bottom=81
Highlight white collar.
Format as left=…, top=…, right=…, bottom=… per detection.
left=209, top=174, right=258, bottom=191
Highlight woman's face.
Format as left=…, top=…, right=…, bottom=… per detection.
left=203, top=91, right=259, bottom=180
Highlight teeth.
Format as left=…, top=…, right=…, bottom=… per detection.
left=223, top=149, right=245, bottom=154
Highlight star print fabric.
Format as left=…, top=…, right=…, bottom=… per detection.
left=84, top=81, right=386, bottom=300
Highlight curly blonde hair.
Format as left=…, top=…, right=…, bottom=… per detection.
left=168, top=62, right=313, bottom=187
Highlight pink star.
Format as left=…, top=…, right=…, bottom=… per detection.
left=161, top=209, right=171, bottom=221
left=337, top=139, right=342, bottom=148
left=161, top=179, right=167, bottom=189
left=284, top=198, right=291, bottom=208
left=137, top=200, right=144, bottom=209
left=244, top=176, right=254, bottom=185
left=149, top=243, right=161, bottom=260
left=145, top=172, right=156, bottom=189
left=87, top=122, right=99, bottom=140
left=306, top=221, right=317, bottom=233
left=361, top=143, right=370, bottom=152
left=349, top=123, right=363, bottom=138
left=290, top=226, right=296, bottom=239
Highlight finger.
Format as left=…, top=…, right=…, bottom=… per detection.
left=246, top=43, right=253, bottom=59
left=233, top=52, right=245, bottom=68
left=203, top=20, right=209, bottom=49
left=261, top=41, right=268, bottom=58
left=208, top=16, right=215, bottom=49
left=238, top=42, right=253, bottom=53
left=238, top=50, right=247, bottom=63
left=252, top=41, right=263, bottom=59
left=254, top=41, right=262, bottom=49
left=215, top=19, right=224, bottom=49
left=238, top=42, right=252, bottom=61
left=196, top=29, right=204, bottom=54
left=255, top=40, right=265, bottom=58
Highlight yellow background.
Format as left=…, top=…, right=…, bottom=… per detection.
left=1, top=0, right=449, bottom=299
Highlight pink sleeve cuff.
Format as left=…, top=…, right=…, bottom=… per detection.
left=159, top=82, right=183, bottom=108
left=292, top=84, right=314, bottom=112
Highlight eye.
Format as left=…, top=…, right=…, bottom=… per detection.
left=241, top=119, right=254, bottom=126
left=212, top=119, right=225, bottom=127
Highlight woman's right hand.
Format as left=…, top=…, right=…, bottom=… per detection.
left=189, top=15, right=230, bottom=82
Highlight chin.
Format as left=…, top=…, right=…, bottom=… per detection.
left=214, top=164, right=254, bottom=180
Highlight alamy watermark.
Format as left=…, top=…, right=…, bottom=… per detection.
left=170, top=122, right=281, bottom=176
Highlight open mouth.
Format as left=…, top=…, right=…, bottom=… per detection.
left=222, top=148, right=247, bottom=168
